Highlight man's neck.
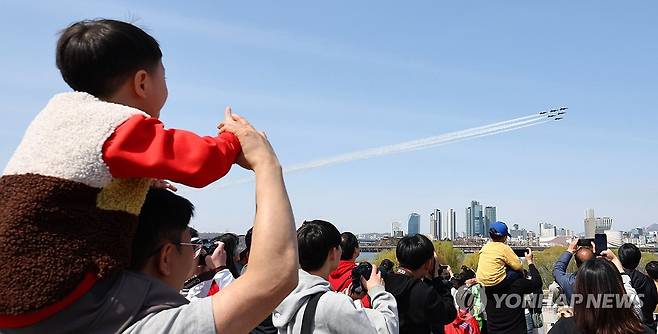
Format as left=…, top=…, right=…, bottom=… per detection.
left=308, top=267, right=332, bottom=280
left=140, top=267, right=178, bottom=290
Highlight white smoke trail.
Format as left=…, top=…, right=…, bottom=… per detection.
left=284, top=116, right=546, bottom=173
left=372, top=117, right=547, bottom=156
left=219, top=112, right=554, bottom=187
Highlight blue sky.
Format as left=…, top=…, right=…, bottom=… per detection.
left=1, top=1, right=657, bottom=235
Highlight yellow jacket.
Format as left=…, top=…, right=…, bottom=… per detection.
left=476, top=241, right=523, bottom=286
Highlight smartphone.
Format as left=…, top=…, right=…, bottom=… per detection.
left=577, top=238, right=594, bottom=247
left=513, top=248, right=528, bottom=257
left=594, top=233, right=608, bottom=256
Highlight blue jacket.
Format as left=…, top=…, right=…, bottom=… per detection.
left=552, top=251, right=576, bottom=303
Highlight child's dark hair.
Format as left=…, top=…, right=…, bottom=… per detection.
left=489, top=231, right=506, bottom=242
left=56, top=19, right=162, bottom=98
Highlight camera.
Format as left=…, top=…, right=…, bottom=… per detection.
left=351, top=262, right=373, bottom=294
left=378, top=259, right=395, bottom=278
left=197, top=239, right=219, bottom=266
left=577, top=238, right=594, bottom=247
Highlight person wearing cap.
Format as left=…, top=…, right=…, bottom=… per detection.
left=475, top=221, right=523, bottom=290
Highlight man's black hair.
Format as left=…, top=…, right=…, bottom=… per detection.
left=130, top=188, right=195, bottom=270
left=461, top=267, right=476, bottom=280
left=618, top=243, right=641, bottom=270
left=56, top=19, right=162, bottom=98
left=244, top=227, right=253, bottom=251
left=297, top=220, right=341, bottom=272
left=396, top=234, right=435, bottom=270
left=239, top=227, right=253, bottom=263
left=646, top=261, right=658, bottom=280
left=340, top=232, right=359, bottom=261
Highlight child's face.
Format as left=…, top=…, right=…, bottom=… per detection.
left=142, top=61, right=168, bottom=118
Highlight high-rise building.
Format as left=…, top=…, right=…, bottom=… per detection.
left=509, top=224, right=528, bottom=240
left=444, top=209, right=456, bottom=240
left=539, top=222, right=557, bottom=238
left=429, top=212, right=436, bottom=240
left=466, top=201, right=484, bottom=236
left=584, top=209, right=613, bottom=238
left=429, top=209, right=441, bottom=240
left=391, top=222, right=403, bottom=238
left=465, top=207, right=472, bottom=237
left=484, top=206, right=496, bottom=234
left=605, top=230, right=623, bottom=247
left=408, top=213, right=421, bottom=236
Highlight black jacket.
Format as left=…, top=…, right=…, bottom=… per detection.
left=384, top=272, right=456, bottom=334
left=485, top=264, right=543, bottom=334
left=548, top=316, right=654, bottom=334
left=627, top=268, right=658, bottom=330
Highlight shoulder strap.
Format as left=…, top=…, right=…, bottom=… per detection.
left=300, top=291, right=327, bottom=334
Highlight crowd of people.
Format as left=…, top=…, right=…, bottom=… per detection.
left=0, top=18, right=656, bottom=334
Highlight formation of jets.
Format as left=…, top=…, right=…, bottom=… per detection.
left=539, top=107, right=568, bottom=121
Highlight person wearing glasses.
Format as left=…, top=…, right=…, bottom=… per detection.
left=4, top=105, right=299, bottom=333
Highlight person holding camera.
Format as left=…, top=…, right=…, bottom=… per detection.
left=619, top=243, right=658, bottom=331
left=383, top=234, right=456, bottom=334
left=328, top=232, right=372, bottom=308
left=551, top=238, right=595, bottom=304
left=548, top=250, right=648, bottom=334
left=273, top=220, right=399, bottom=334
left=183, top=241, right=237, bottom=300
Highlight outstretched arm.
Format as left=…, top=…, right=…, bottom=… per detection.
left=210, top=108, right=299, bottom=334
left=103, top=115, right=241, bottom=187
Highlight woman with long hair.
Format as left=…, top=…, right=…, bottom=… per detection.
left=549, top=250, right=649, bottom=334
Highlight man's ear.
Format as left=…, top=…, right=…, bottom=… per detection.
left=132, top=69, right=149, bottom=98
left=422, top=257, right=433, bottom=274
left=157, top=243, right=176, bottom=276
left=327, top=247, right=339, bottom=262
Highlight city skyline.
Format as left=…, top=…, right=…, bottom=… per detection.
left=351, top=206, right=629, bottom=238
left=1, top=1, right=656, bottom=235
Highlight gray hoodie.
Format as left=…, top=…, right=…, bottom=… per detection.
left=273, top=269, right=399, bottom=334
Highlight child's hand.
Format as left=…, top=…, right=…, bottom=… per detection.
left=218, top=107, right=279, bottom=172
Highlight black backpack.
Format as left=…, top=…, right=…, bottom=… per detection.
left=299, top=291, right=327, bottom=334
